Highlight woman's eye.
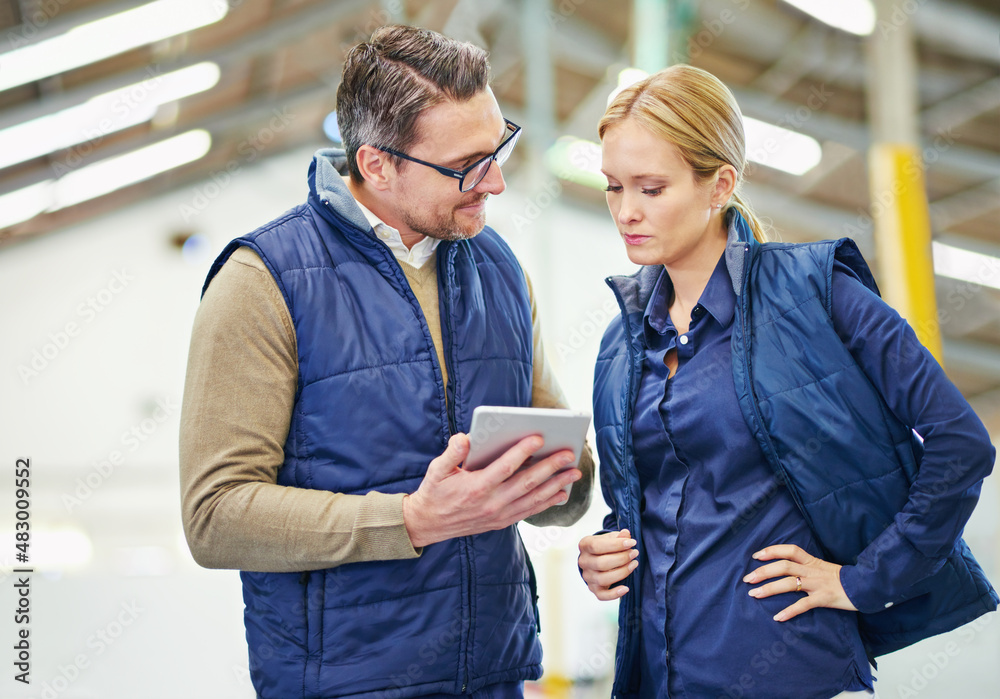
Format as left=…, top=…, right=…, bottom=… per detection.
left=642, top=188, right=662, bottom=196
left=604, top=185, right=622, bottom=193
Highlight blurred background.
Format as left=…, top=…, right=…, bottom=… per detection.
left=0, top=0, right=997, bottom=697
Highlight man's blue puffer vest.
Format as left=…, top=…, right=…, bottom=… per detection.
left=593, top=211, right=998, bottom=697
left=203, top=150, right=542, bottom=698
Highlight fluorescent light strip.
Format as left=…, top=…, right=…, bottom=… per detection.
left=781, top=0, right=876, bottom=36
left=932, top=242, right=1000, bottom=290
left=54, top=130, right=212, bottom=208
left=744, top=117, right=823, bottom=176
left=0, top=181, right=51, bottom=229
left=0, top=0, right=227, bottom=93
left=0, top=130, right=211, bottom=229
left=0, top=62, right=220, bottom=171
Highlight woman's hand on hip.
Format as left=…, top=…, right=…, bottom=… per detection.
left=743, top=544, right=858, bottom=621
left=578, top=529, right=638, bottom=601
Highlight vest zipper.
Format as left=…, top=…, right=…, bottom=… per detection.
left=439, top=243, right=472, bottom=693
left=438, top=244, right=460, bottom=436
left=605, top=276, right=644, bottom=695
left=314, top=198, right=470, bottom=689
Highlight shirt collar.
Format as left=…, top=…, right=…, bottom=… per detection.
left=643, top=252, right=736, bottom=337
left=352, top=197, right=442, bottom=270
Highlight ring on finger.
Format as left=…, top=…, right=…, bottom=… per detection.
left=795, top=576, right=802, bottom=592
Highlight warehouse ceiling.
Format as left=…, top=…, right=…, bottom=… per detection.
left=0, top=0, right=998, bottom=420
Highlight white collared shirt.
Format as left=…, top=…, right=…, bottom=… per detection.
left=353, top=198, right=441, bottom=269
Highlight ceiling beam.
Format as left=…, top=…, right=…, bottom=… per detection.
left=749, top=23, right=831, bottom=97
left=745, top=180, right=1000, bottom=264
left=730, top=86, right=1000, bottom=182
left=930, top=178, right=1000, bottom=231
left=742, top=181, right=875, bottom=255
left=922, top=76, right=1000, bottom=133
left=915, top=0, right=1000, bottom=66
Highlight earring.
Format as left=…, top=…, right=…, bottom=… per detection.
left=715, top=203, right=723, bottom=209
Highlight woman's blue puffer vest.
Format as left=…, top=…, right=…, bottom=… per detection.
left=593, top=211, right=998, bottom=697
left=203, top=150, right=542, bottom=698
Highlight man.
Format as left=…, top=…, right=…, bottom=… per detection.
left=180, top=25, right=593, bottom=699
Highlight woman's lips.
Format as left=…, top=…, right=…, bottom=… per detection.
left=623, top=234, right=650, bottom=246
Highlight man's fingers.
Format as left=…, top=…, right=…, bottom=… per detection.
left=513, top=448, right=577, bottom=491
left=490, top=447, right=577, bottom=502
left=504, top=490, right=570, bottom=524
left=476, top=435, right=545, bottom=485
left=427, top=433, right=470, bottom=480
left=503, top=463, right=581, bottom=516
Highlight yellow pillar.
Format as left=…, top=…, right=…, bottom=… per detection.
left=866, top=0, right=943, bottom=364
left=868, top=143, right=943, bottom=362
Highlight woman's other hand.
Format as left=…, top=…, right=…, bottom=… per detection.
left=579, top=529, right=638, bottom=601
left=743, top=544, right=858, bottom=621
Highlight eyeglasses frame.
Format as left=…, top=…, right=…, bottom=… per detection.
left=374, top=119, right=521, bottom=192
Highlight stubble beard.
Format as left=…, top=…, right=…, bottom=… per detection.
left=401, top=194, right=489, bottom=242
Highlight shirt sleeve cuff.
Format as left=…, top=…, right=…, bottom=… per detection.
left=353, top=492, right=422, bottom=560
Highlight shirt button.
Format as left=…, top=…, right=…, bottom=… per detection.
left=884, top=602, right=894, bottom=608
left=693, top=306, right=704, bottom=316
left=679, top=335, right=689, bottom=345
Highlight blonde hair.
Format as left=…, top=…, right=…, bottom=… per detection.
left=599, top=64, right=768, bottom=243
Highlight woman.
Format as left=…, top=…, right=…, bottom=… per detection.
left=578, top=64, right=997, bottom=699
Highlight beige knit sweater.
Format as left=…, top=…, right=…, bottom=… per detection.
left=180, top=246, right=593, bottom=572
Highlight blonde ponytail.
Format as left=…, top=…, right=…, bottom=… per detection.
left=728, top=191, right=769, bottom=244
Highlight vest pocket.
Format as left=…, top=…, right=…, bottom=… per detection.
left=316, top=585, right=464, bottom=696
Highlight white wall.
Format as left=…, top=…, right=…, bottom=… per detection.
left=0, top=146, right=315, bottom=699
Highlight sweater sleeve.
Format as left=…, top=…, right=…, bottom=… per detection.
left=829, top=261, right=996, bottom=613
left=179, top=246, right=420, bottom=572
left=522, top=270, right=595, bottom=527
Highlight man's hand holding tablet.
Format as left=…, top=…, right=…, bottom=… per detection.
left=402, top=407, right=591, bottom=548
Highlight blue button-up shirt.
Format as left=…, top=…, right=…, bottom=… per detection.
left=631, top=253, right=872, bottom=698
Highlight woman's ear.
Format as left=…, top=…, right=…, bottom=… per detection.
left=713, top=164, right=738, bottom=207
left=355, top=145, right=393, bottom=191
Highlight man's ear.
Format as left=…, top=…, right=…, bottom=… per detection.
left=355, top=145, right=393, bottom=191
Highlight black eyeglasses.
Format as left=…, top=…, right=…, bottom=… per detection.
left=376, top=119, right=521, bottom=192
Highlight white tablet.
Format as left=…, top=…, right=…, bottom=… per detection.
left=464, top=406, right=591, bottom=501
